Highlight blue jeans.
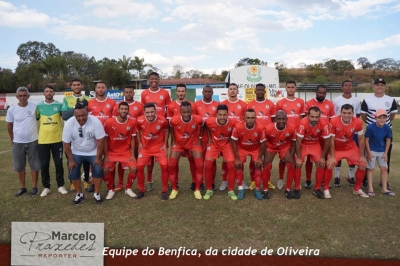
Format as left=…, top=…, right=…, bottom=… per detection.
left=68, top=154, right=103, bottom=180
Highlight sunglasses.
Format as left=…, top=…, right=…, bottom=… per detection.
left=78, top=128, right=83, bottom=138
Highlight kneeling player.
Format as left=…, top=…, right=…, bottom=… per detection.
left=168, top=101, right=204, bottom=200
left=103, top=102, right=137, bottom=200
left=231, top=109, right=265, bottom=200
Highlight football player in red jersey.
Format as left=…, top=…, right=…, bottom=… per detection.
left=112, top=86, right=143, bottom=191
left=88, top=81, right=116, bottom=124
left=136, top=103, right=169, bottom=200
left=140, top=72, right=172, bottom=192
left=103, top=102, right=137, bottom=200
left=231, top=109, right=266, bottom=200
left=295, top=106, right=331, bottom=199
left=194, top=86, right=219, bottom=190
left=303, top=85, right=335, bottom=190
left=220, top=83, right=249, bottom=191
left=275, top=81, right=305, bottom=190
left=263, top=111, right=297, bottom=199
left=203, top=104, right=238, bottom=200
left=168, top=101, right=204, bottom=200
left=326, top=104, right=369, bottom=198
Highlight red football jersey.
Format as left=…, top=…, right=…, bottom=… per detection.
left=140, top=88, right=172, bottom=117
left=297, top=117, right=331, bottom=145
left=169, top=115, right=203, bottom=149
left=231, top=121, right=266, bottom=152
left=104, top=117, right=137, bottom=155
left=276, top=98, right=305, bottom=128
left=88, top=98, right=116, bottom=124
left=330, top=116, right=363, bottom=151
left=205, top=117, right=236, bottom=148
left=194, top=100, right=219, bottom=120
left=112, top=101, right=143, bottom=120
left=136, top=115, right=168, bottom=152
left=221, top=99, right=247, bottom=122
left=246, top=99, right=276, bottom=125
left=167, top=100, right=196, bottom=119
left=264, top=123, right=296, bottom=150
left=305, top=98, right=335, bottom=121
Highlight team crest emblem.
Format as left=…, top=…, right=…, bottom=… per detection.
left=385, top=102, right=390, bottom=107
left=192, top=125, right=195, bottom=129
left=316, top=129, right=320, bottom=133
left=266, top=105, right=270, bottom=109
left=47, top=117, right=52, bottom=122
left=53, top=107, right=58, bottom=111
left=238, top=105, right=241, bottom=109
left=254, top=133, right=258, bottom=137
left=160, top=96, right=164, bottom=100
left=106, top=104, right=110, bottom=108
left=207, top=146, right=211, bottom=150
left=297, top=103, right=300, bottom=107
left=285, top=133, right=289, bottom=137
left=350, top=128, right=354, bottom=133
left=156, top=125, right=160, bottom=130
left=134, top=107, right=137, bottom=110
left=228, top=128, right=232, bottom=132
left=138, top=154, right=142, bottom=158
left=325, top=105, right=329, bottom=109
left=212, top=107, right=216, bottom=110
left=127, top=126, right=130, bottom=130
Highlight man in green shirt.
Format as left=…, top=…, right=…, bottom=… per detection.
left=37, top=85, right=67, bottom=197
left=61, top=78, right=93, bottom=192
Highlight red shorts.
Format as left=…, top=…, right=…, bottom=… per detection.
left=171, top=144, right=202, bottom=154
left=332, top=145, right=361, bottom=166
left=104, top=154, right=136, bottom=171
left=267, top=146, right=291, bottom=160
left=137, top=148, right=168, bottom=166
left=297, top=144, right=321, bottom=162
left=205, top=143, right=235, bottom=161
left=238, top=148, right=260, bottom=162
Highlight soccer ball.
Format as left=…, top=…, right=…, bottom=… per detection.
left=81, top=172, right=92, bottom=183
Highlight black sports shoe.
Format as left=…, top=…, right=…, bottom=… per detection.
left=189, top=182, right=196, bottom=191
left=86, top=184, right=95, bottom=193
left=304, top=180, right=312, bottom=189
left=168, top=183, right=179, bottom=191
left=263, top=190, right=270, bottom=199
left=73, top=194, right=85, bottom=205
left=346, top=176, right=355, bottom=186
left=15, top=188, right=27, bottom=197
left=362, top=179, right=368, bottom=189
left=321, top=182, right=332, bottom=189
left=313, top=189, right=324, bottom=199
left=212, top=183, right=216, bottom=191
left=161, top=192, right=168, bottom=201
left=93, top=194, right=103, bottom=204
left=334, top=177, right=341, bottom=187
left=200, top=183, right=205, bottom=191
left=29, top=187, right=38, bottom=196
left=136, top=191, right=145, bottom=199
left=293, top=189, right=301, bottom=199
left=285, top=190, right=292, bottom=200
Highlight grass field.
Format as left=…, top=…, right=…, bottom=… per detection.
left=0, top=120, right=399, bottom=260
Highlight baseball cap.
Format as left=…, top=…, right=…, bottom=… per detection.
left=374, top=78, right=386, bottom=85
left=375, top=109, right=387, bottom=117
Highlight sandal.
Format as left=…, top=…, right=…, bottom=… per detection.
left=367, top=191, right=375, bottom=197
left=382, top=191, right=396, bottom=197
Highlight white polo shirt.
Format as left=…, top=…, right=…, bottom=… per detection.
left=62, top=115, right=106, bottom=156
left=5, top=102, right=38, bottom=143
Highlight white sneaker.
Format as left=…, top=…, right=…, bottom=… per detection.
left=242, top=182, right=249, bottom=190
left=125, top=189, right=137, bottom=198
left=219, top=181, right=227, bottom=191
left=324, top=190, right=332, bottom=199
left=40, top=188, right=51, bottom=197
left=58, top=186, right=68, bottom=195
left=106, top=190, right=116, bottom=200
left=353, top=189, right=369, bottom=198
left=277, top=179, right=284, bottom=190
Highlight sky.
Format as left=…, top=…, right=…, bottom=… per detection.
left=1, top=0, right=400, bottom=76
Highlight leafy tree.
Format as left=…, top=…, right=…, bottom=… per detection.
left=172, top=65, right=183, bottom=79
left=118, top=55, right=133, bottom=73
left=372, top=58, right=399, bottom=71
left=16, top=41, right=60, bottom=66
left=0, top=67, right=16, bottom=92
left=235, top=58, right=267, bottom=68
left=131, top=56, right=152, bottom=79
left=184, top=69, right=203, bottom=79
left=98, top=63, right=130, bottom=88
left=15, top=63, right=44, bottom=91
left=356, top=57, right=372, bottom=69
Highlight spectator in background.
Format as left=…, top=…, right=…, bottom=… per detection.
left=6, top=87, right=40, bottom=197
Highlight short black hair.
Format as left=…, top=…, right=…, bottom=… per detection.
left=341, top=80, right=352, bottom=87
left=255, top=83, right=265, bottom=89
left=119, top=101, right=129, bottom=109
left=316, top=84, right=327, bottom=91
left=71, top=78, right=82, bottom=84
left=286, top=80, right=296, bottom=86
left=149, top=72, right=160, bottom=78
left=176, top=83, right=186, bottom=90
left=44, top=85, right=54, bottom=91
left=180, top=101, right=191, bottom=109
left=144, top=102, right=156, bottom=110
left=341, top=103, right=354, bottom=112
left=229, top=83, right=238, bottom=89
left=217, top=104, right=228, bottom=112
left=308, top=106, right=321, bottom=115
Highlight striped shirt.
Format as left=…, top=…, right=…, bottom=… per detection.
left=361, top=94, right=397, bottom=128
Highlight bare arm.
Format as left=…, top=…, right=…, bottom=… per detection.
left=230, top=138, right=242, bottom=168
left=360, top=113, right=367, bottom=123
left=295, top=136, right=303, bottom=168
left=7, top=122, right=13, bottom=146
left=63, top=142, right=76, bottom=172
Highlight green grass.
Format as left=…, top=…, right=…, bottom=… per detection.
left=0, top=120, right=399, bottom=259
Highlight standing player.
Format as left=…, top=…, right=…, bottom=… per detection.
left=168, top=101, right=204, bottom=200
left=61, top=78, right=92, bottom=192
left=220, top=83, right=248, bottom=191
left=332, top=80, right=361, bottom=187
left=36, top=85, right=67, bottom=197
left=231, top=109, right=266, bottom=200
left=295, top=107, right=331, bottom=199
left=167, top=83, right=197, bottom=188
left=304, top=85, right=335, bottom=189
left=140, top=72, right=171, bottom=192
left=247, top=83, right=276, bottom=191
left=326, top=104, right=368, bottom=198
left=194, top=85, right=219, bottom=190
left=112, top=85, right=144, bottom=191
left=275, top=81, right=305, bottom=189
left=136, top=103, right=169, bottom=200
left=203, top=104, right=238, bottom=200
left=103, top=102, right=137, bottom=200
left=361, top=78, right=397, bottom=190
left=263, top=111, right=297, bottom=199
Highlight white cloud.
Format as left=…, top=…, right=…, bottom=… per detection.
left=0, top=1, right=50, bottom=28
left=82, top=0, right=159, bottom=19
left=180, top=23, right=197, bottom=32
left=50, top=25, right=157, bottom=41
